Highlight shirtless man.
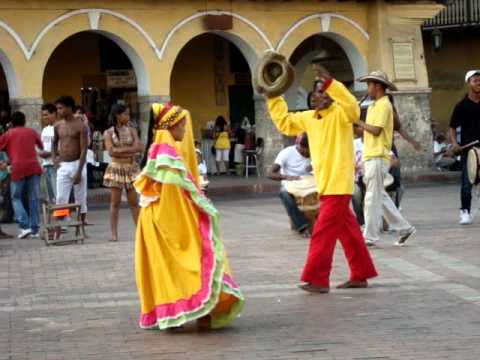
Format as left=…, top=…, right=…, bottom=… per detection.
left=52, top=96, right=88, bottom=224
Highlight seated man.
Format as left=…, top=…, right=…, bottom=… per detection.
left=433, top=134, right=457, bottom=171
left=268, top=134, right=312, bottom=237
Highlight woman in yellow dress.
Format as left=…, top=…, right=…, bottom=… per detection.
left=134, top=103, right=244, bottom=330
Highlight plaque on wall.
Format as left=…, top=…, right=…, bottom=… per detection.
left=392, top=42, right=416, bottom=81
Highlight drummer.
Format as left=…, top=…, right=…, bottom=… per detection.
left=268, top=133, right=312, bottom=238
left=449, top=70, right=480, bottom=225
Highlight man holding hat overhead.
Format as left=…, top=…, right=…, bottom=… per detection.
left=449, top=70, right=480, bottom=225
left=357, top=71, right=416, bottom=247
left=259, top=55, right=377, bottom=293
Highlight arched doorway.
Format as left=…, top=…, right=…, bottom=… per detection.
left=285, top=35, right=356, bottom=110
left=0, top=59, right=11, bottom=133
left=171, top=33, right=255, bottom=138
left=170, top=33, right=256, bottom=175
left=42, top=31, right=140, bottom=132
left=0, top=63, right=9, bottom=119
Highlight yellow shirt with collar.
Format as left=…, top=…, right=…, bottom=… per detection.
left=362, top=96, right=393, bottom=162
left=267, top=79, right=359, bottom=196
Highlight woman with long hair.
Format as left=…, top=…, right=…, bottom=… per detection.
left=134, top=103, right=243, bottom=330
left=103, top=104, right=143, bottom=242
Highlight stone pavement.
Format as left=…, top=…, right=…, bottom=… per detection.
left=1, top=184, right=480, bottom=360
left=85, top=170, right=461, bottom=204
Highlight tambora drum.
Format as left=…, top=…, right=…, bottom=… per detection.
left=467, top=147, right=480, bottom=185
left=285, top=175, right=319, bottom=225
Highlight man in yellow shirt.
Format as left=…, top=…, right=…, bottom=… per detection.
left=357, top=71, right=416, bottom=247
left=263, top=71, right=377, bottom=293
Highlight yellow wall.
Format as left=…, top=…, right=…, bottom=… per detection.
left=0, top=0, right=442, bottom=101
left=424, top=29, right=480, bottom=135
left=42, top=32, right=101, bottom=104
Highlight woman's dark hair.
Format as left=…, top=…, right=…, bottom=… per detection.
left=215, top=115, right=227, bottom=129
left=55, top=96, right=75, bottom=110
left=41, top=103, right=57, bottom=114
left=109, top=104, right=128, bottom=138
left=142, top=108, right=156, bottom=167
left=11, top=111, right=26, bottom=127
left=74, top=105, right=86, bottom=114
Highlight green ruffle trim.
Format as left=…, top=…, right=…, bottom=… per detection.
left=140, top=154, right=244, bottom=330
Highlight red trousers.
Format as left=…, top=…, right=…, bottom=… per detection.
left=301, top=195, right=378, bottom=287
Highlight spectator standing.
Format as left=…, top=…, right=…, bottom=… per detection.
left=38, top=103, right=58, bottom=203
left=214, top=116, right=230, bottom=175
left=103, top=104, right=142, bottom=242
left=0, top=111, right=43, bottom=238
left=53, top=96, right=89, bottom=226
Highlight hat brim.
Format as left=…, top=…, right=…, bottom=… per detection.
left=358, top=75, right=398, bottom=91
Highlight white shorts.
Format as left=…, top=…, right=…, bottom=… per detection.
left=216, top=149, right=230, bottom=162
left=56, top=160, right=88, bottom=214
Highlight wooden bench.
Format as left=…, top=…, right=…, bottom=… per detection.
left=41, top=203, right=86, bottom=246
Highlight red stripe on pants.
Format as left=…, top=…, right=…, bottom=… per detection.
left=301, top=195, right=378, bottom=287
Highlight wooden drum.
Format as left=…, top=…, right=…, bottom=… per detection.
left=467, top=147, right=480, bottom=185
left=285, top=175, right=320, bottom=226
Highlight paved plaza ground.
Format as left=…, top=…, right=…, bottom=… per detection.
left=1, top=184, right=480, bottom=360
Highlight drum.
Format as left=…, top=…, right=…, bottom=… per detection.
left=467, top=147, right=480, bottom=185
left=285, top=175, right=320, bottom=225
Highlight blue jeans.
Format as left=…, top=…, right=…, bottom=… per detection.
left=11, top=175, right=40, bottom=233
left=461, top=155, right=472, bottom=212
left=279, top=190, right=310, bottom=233
left=42, top=165, right=56, bottom=203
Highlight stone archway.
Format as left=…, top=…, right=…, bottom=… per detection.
left=0, top=49, right=19, bottom=99
left=276, top=13, right=369, bottom=92
left=41, top=30, right=149, bottom=136
left=284, top=34, right=360, bottom=110
left=162, top=15, right=280, bottom=174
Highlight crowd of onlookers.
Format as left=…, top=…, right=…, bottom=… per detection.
left=0, top=97, right=142, bottom=241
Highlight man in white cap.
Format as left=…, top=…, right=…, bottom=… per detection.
left=356, top=71, right=416, bottom=247
left=449, top=70, right=480, bottom=225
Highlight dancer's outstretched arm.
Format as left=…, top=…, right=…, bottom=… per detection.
left=267, top=97, right=308, bottom=137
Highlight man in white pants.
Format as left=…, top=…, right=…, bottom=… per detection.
left=52, top=96, right=88, bottom=224
left=357, top=71, right=416, bottom=247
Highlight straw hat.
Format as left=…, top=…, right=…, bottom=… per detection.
left=358, top=70, right=397, bottom=91
left=253, top=50, right=295, bottom=97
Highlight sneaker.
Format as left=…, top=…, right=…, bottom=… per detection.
left=395, top=226, right=416, bottom=247
left=18, top=229, right=32, bottom=239
left=459, top=210, right=473, bottom=225
left=30, top=233, right=39, bottom=239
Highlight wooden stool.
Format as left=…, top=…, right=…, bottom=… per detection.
left=41, top=203, right=86, bottom=246
left=244, top=150, right=260, bottom=178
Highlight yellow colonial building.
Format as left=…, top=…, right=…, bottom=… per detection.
left=0, top=0, right=442, bottom=172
